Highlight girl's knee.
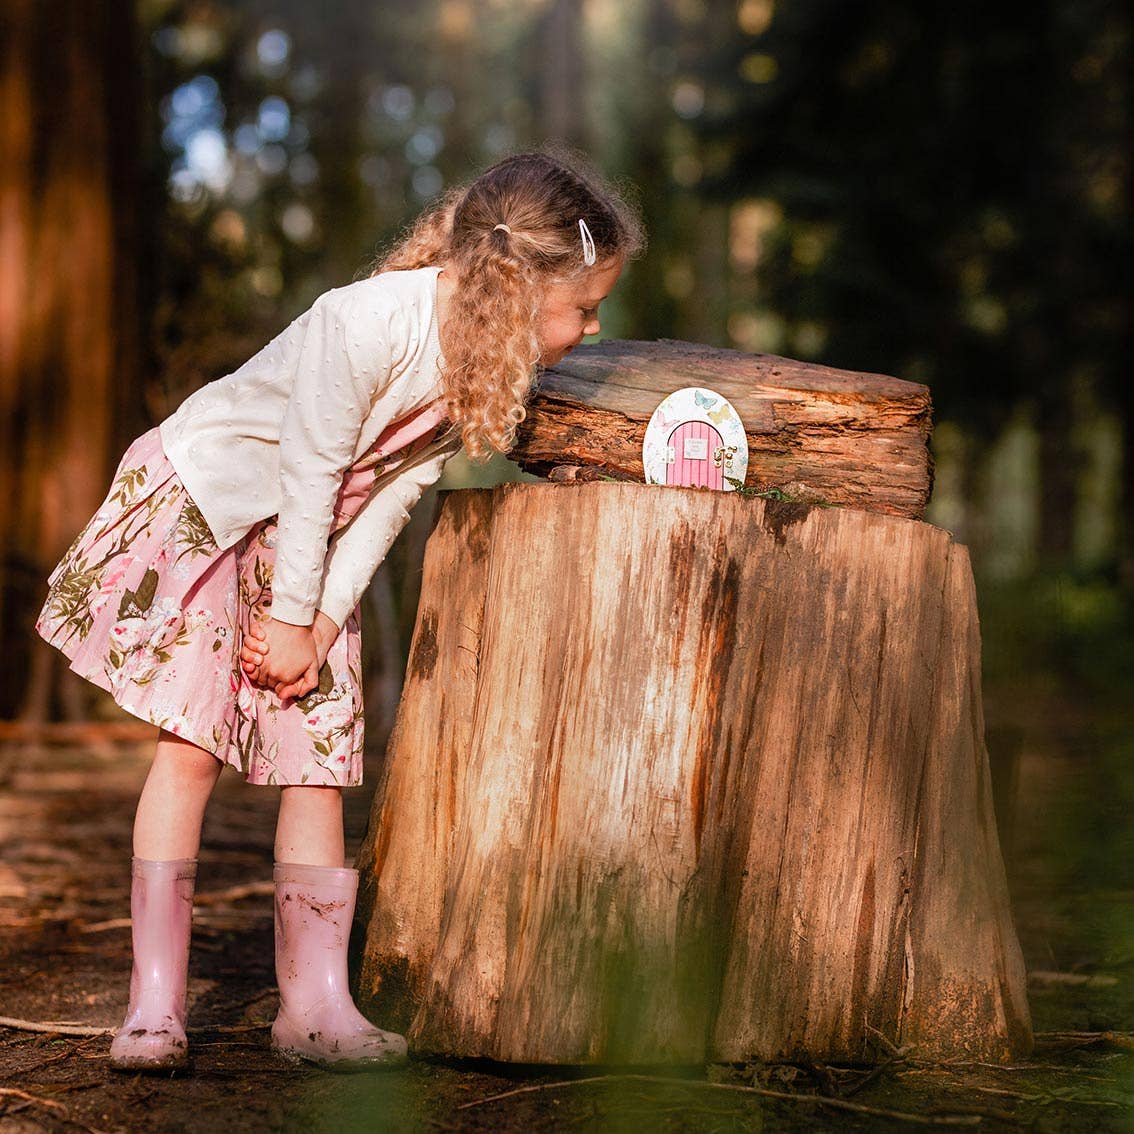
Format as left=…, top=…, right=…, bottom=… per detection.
left=154, top=729, right=224, bottom=782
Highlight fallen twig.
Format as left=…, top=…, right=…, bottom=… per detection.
left=188, top=1023, right=270, bottom=1035
left=189, top=913, right=273, bottom=931
left=865, top=1023, right=906, bottom=1058
left=843, top=1045, right=912, bottom=1098
left=76, top=917, right=131, bottom=934
left=191, top=1040, right=269, bottom=1051
left=74, top=881, right=274, bottom=935
left=1028, top=971, right=1118, bottom=989
left=454, top=1073, right=985, bottom=1125
left=904, top=1060, right=1109, bottom=1073
left=193, top=880, right=274, bottom=906
left=0, top=1086, right=67, bottom=1112
left=0, top=1017, right=111, bottom=1037
left=18, top=1032, right=104, bottom=1071
left=1035, top=1030, right=1134, bottom=1051
left=80, top=907, right=272, bottom=934
left=966, top=1083, right=1123, bottom=1108
left=0, top=1016, right=269, bottom=1037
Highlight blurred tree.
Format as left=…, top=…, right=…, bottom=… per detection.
left=0, top=0, right=147, bottom=719
left=141, top=0, right=544, bottom=408
left=693, top=0, right=1129, bottom=576
left=607, top=0, right=681, bottom=342
left=540, top=0, right=586, bottom=146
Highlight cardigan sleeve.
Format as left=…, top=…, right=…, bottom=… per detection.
left=314, top=431, right=463, bottom=631
left=270, top=287, right=399, bottom=625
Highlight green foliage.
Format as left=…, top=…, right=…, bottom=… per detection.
left=724, top=476, right=831, bottom=505
left=980, top=571, right=1134, bottom=697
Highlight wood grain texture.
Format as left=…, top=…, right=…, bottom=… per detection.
left=356, top=484, right=1030, bottom=1065
left=355, top=492, right=491, bottom=1027
left=512, top=339, right=933, bottom=519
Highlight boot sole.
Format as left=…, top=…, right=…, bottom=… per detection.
left=271, top=1042, right=408, bottom=1073
left=109, top=1055, right=192, bottom=1074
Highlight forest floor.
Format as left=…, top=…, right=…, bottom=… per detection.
left=1, top=731, right=1131, bottom=1134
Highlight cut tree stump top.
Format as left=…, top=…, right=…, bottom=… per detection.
left=512, top=339, right=933, bottom=519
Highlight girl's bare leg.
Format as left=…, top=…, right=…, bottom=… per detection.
left=274, top=786, right=345, bottom=867
left=133, top=730, right=224, bottom=860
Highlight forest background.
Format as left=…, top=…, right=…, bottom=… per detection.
left=1, top=0, right=1130, bottom=1042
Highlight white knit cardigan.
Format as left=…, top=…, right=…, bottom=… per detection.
left=159, top=266, right=461, bottom=630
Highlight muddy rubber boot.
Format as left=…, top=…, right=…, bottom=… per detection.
left=108, top=857, right=197, bottom=1072
left=271, top=861, right=407, bottom=1069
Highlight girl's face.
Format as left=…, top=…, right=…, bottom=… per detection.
left=536, top=258, right=625, bottom=368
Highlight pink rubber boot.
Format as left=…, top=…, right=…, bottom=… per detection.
left=271, top=861, right=407, bottom=1069
left=108, top=857, right=197, bottom=1072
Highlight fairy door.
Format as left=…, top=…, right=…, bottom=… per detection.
left=666, top=421, right=725, bottom=489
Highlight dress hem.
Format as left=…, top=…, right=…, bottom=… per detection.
left=42, top=629, right=364, bottom=790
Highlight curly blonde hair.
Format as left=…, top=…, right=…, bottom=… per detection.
left=371, top=150, right=645, bottom=461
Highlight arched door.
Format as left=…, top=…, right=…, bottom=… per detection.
left=666, top=421, right=725, bottom=489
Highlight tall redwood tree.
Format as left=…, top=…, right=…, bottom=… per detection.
left=0, top=0, right=145, bottom=719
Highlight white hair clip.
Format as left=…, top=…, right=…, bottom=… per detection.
left=578, top=218, right=596, bottom=266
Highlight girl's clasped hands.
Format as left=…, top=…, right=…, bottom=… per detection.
left=240, top=612, right=340, bottom=701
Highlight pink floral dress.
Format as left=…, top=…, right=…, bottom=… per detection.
left=35, top=401, right=448, bottom=787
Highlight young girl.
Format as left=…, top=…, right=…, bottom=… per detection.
left=35, top=150, right=644, bottom=1072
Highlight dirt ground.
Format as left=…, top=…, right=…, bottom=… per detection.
left=1, top=737, right=1131, bottom=1134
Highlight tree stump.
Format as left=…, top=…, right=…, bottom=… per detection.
left=356, top=483, right=1032, bottom=1065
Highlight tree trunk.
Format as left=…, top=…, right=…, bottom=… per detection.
left=0, top=0, right=143, bottom=720
left=356, top=483, right=1031, bottom=1065
left=540, top=0, right=586, bottom=147
left=514, top=340, right=933, bottom=519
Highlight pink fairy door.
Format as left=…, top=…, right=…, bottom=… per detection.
left=666, top=421, right=725, bottom=489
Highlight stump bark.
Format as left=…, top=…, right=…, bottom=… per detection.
left=356, top=483, right=1032, bottom=1065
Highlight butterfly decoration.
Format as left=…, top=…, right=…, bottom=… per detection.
left=693, top=389, right=719, bottom=410
left=707, top=403, right=733, bottom=425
